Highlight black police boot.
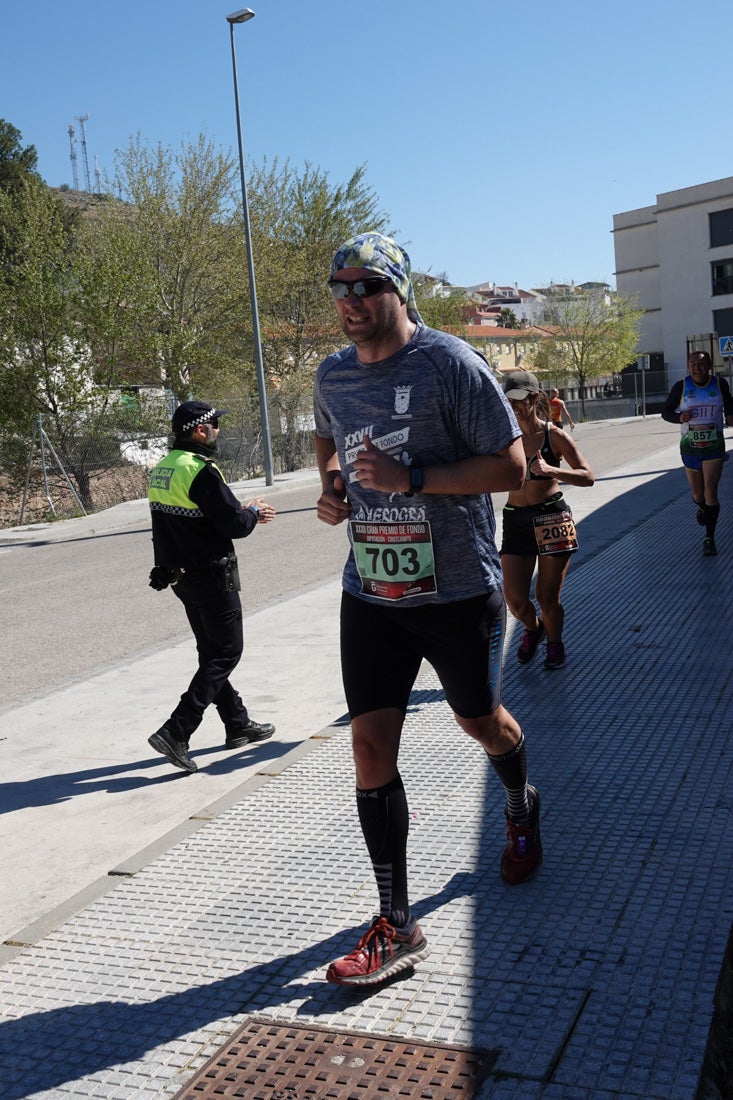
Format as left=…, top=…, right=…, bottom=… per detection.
left=148, top=726, right=197, bottom=773
left=225, top=718, right=276, bottom=749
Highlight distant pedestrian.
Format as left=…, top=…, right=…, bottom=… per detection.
left=314, top=232, right=543, bottom=989
left=549, top=388, right=575, bottom=430
left=661, top=351, right=733, bottom=556
left=501, top=370, right=594, bottom=670
left=146, top=400, right=276, bottom=773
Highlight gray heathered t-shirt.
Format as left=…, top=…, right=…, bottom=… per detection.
left=313, top=323, right=521, bottom=606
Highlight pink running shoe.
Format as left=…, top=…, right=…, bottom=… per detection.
left=516, top=621, right=545, bottom=664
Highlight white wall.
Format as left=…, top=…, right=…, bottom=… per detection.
left=614, top=176, right=733, bottom=386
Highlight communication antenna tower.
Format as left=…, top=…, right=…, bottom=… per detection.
left=75, top=112, right=92, bottom=192
left=94, top=154, right=101, bottom=193
left=67, top=124, right=79, bottom=190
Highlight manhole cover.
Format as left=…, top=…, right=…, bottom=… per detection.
left=173, top=1017, right=498, bottom=1099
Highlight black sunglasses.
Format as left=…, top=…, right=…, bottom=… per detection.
left=328, top=275, right=393, bottom=300
left=208, top=417, right=219, bottom=429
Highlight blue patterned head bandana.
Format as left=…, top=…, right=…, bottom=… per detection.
left=330, top=232, right=422, bottom=323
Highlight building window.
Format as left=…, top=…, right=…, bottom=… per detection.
left=710, top=209, right=733, bottom=248
left=713, top=307, right=733, bottom=339
left=712, top=260, right=733, bottom=296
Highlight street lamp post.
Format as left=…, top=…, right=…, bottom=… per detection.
left=226, top=8, right=274, bottom=485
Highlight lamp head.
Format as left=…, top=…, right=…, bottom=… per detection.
left=227, top=8, right=255, bottom=23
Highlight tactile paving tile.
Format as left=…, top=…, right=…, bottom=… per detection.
left=1, top=457, right=733, bottom=1100
left=171, top=1017, right=498, bottom=1099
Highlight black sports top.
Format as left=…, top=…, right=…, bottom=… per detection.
left=527, top=422, right=560, bottom=480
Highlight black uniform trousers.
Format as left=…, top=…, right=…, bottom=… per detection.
left=167, top=571, right=249, bottom=742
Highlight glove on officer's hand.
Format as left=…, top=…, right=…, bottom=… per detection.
left=149, top=565, right=175, bottom=591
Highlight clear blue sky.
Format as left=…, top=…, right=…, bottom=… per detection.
left=3, top=0, right=730, bottom=290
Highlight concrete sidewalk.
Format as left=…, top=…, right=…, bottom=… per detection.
left=0, top=466, right=323, bottom=548
left=1, top=432, right=732, bottom=1099
left=0, top=467, right=338, bottom=944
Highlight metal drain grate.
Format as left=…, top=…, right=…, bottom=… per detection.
left=173, top=1017, right=498, bottom=1099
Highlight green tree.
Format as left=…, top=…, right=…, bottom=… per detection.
left=112, top=133, right=246, bottom=402
left=0, top=178, right=113, bottom=507
left=499, top=307, right=520, bottom=329
left=73, top=199, right=168, bottom=434
left=0, top=177, right=79, bottom=433
left=533, top=290, right=642, bottom=415
left=413, top=275, right=469, bottom=332
left=0, top=119, right=46, bottom=269
left=0, top=131, right=394, bottom=502
left=0, top=177, right=164, bottom=512
left=247, top=158, right=389, bottom=469
left=0, top=119, right=39, bottom=194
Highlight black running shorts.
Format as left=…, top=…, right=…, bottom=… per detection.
left=500, top=492, right=575, bottom=557
left=340, top=588, right=506, bottom=721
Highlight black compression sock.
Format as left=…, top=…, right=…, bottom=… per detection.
left=356, top=774, right=410, bottom=925
left=487, top=733, right=529, bottom=822
left=704, top=503, right=720, bottom=538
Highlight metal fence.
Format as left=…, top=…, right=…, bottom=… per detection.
left=1, top=416, right=317, bottom=530
left=560, top=370, right=674, bottom=423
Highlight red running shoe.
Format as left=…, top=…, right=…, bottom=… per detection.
left=501, top=785, right=543, bottom=884
left=326, top=916, right=429, bottom=987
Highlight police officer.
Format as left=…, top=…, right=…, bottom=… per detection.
left=147, top=400, right=276, bottom=773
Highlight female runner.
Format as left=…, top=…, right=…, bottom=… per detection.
left=500, top=371, right=594, bottom=670
left=661, top=350, right=733, bottom=556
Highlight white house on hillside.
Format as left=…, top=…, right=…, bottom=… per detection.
left=467, top=282, right=546, bottom=326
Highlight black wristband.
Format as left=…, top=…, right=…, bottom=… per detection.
left=404, top=465, right=423, bottom=497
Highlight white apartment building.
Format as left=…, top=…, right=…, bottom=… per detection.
left=613, top=176, right=733, bottom=386
left=466, top=282, right=546, bottom=327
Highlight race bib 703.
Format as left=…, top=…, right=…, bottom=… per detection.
left=351, top=520, right=437, bottom=600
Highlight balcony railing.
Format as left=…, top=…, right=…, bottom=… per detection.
left=712, top=274, right=733, bottom=296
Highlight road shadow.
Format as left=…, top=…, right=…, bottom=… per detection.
left=566, top=463, right=684, bottom=565
left=0, top=737, right=309, bottom=814
left=0, top=526, right=151, bottom=549
left=470, top=459, right=733, bottom=1090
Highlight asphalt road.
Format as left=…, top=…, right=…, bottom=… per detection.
left=0, top=478, right=332, bottom=709
left=0, top=416, right=680, bottom=713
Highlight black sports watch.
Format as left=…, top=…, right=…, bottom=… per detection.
left=404, top=465, right=423, bottom=497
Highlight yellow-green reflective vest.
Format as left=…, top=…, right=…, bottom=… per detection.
left=148, top=449, right=225, bottom=516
